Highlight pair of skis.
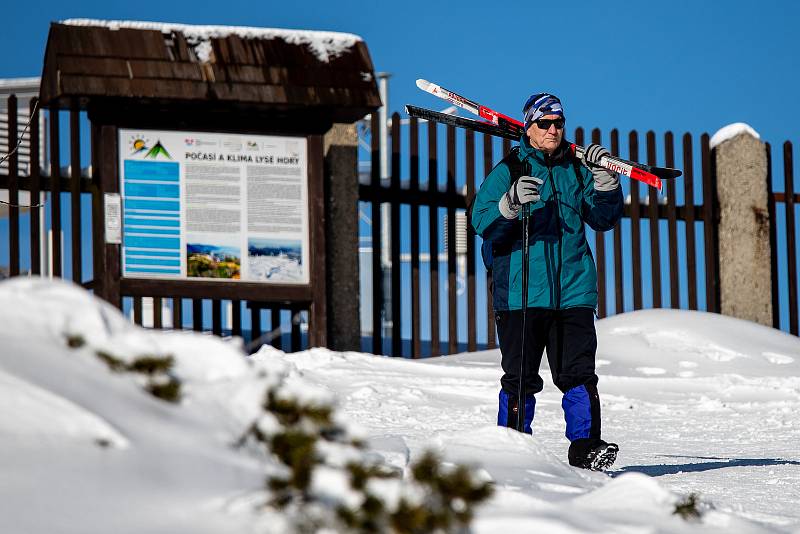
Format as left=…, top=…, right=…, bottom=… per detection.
left=408, top=79, right=682, bottom=190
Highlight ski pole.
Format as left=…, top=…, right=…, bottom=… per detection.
left=517, top=202, right=530, bottom=433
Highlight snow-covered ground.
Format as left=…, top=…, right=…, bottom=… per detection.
left=1, top=277, right=799, bottom=533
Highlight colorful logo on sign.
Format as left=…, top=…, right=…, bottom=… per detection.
left=128, top=136, right=172, bottom=160
left=144, top=140, right=172, bottom=160
left=129, top=136, right=150, bottom=155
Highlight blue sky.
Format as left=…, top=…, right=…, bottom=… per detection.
left=2, top=0, right=798, bottom=146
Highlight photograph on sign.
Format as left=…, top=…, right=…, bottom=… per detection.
left=118, top=129, right=309, bottom=284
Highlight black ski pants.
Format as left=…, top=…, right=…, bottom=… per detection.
left=496, top=307, right=598, bottom=396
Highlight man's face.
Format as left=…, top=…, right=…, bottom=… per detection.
left=526, top=114, right=564, bottom=154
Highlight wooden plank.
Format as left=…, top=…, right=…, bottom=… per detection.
left=766, top=143, right=780, bottom=329
left=232, top=300, right=242, bottom=337
left=629, top=131, right=642, bottom=310
left=212, top=300, right=222, bottom=336
left=447, top=125, right=458, bottom=355
left=646, top=131, right=661, bottom=308
left=428, top=120, right=441, bottom=357
left=483, top=134, right=496, bottom=348
left=611, top=130, right=624, bottom=314
left=784, top=141, right=798, bottom=334
left=172, top=298, right=183, bottom=330
left=7, top=95, right=19, bottom=277
left=153, top=297, right=163, bottom=329
left=58, top=56, right=130, bottom=77
left=49, top=106, right=62, bottom=277
left=70, top=106, right=82, bottom=284
left=465, top=129, right=477, bottom=351
left=133, top=297, right=143, bottom=325
left=357, top=184, right=467, bottom=208
left=119, top=278, right=314, bottom=301
left=591, top=128, right=607, bottom=318
left=409, top=117, right=422, bottom=358
left=291, top=306, right=302, bottom=352
left=90, top=121, right=103, bottom=300
left=370, top=113, right=383, bottom=355
left=271, top=306, right=282, bottom=350
left=99, top=123, right=121, bottom=307
left=391, top=114, right=402, bottom=357
left=665, top=132, right=679, bottom=308
left=192, top=299, right=203, bottom=332
left=251, top=306, right=262, bottom=346
left=683, top=133, right=698, bottom=310
left=29, top=99, right=41, bottom=276
left=701, top=134, right=718, bottom=313
left=307, top=134, right=327, bottom=347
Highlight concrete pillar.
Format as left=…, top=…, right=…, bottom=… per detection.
left=714, top=128, right=772, bottom=326
left=323, top=123, right=361, bottom=351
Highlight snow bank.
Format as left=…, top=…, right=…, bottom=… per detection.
left=61, top=19, right=363, bottom=63
left=1, top=278, right=797, bottom=532
left=710, top=122, right=761, bottom=148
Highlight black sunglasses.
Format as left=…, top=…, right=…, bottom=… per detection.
left=534, top=118, right=565, bottom=130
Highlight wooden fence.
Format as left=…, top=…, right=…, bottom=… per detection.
left=0, top=95, right=309, bottom=353
left=359, top=112, right=725, bottom=357
left=2, top=95, right=798, bottom=354
left=768, top=141, right=799, bottom=335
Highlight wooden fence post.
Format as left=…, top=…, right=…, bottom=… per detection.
left=713, top=127, right=772, bottom=326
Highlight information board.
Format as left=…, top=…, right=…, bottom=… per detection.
left=119, top=129, right=309, bottom=284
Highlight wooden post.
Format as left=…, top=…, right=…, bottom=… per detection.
left=8, top=95, right=19, bottom=277
left=446, top=125, right=457, bottom=355
left=683, top=134, right=698, bottom=310
left=483, top=134, right=496, bottom=348
left=70, top=104, right=82, bottom=284
left=307, top=134, right=327, bottom=347
left=390, top=115, right=402, bottom=356
left=428, top=121, right=440, bottom=357
left=409, top=117, right=422, bottom=358
left=90, top=117, right=121, bottom=306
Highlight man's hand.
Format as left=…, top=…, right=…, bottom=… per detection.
left=592, top=168, right=620, bottom=192
left=499, top=176, right=544, bottom=219
left=581, top=143, right=610, bottom=169
left=581, top=144, right=620, bottom=192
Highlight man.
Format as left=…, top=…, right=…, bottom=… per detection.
left=470, top=93, right=623, bottom=470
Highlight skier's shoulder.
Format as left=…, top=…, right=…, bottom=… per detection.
left=488, top=146, right=523, bottom=181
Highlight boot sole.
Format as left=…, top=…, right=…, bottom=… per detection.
left=589, top=444, right=619, bottom=471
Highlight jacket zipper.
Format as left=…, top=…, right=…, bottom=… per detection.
left=544, top=155, right=563, bottom=309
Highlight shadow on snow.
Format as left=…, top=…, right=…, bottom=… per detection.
left=611, top=456, right=800, bottom=477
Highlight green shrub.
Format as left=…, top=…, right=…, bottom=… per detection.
left=65, top=333, right=86, bottom=348
left=673, top=492, right=707, bottom=521
left=95, top=350, right=181, bottom=403
left=239, top=383, right=493, bottom=533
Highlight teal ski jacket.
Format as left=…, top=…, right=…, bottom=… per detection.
left=471, top=137, right=623, bottom=311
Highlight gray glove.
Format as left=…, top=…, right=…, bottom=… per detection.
left=498, top=176, right=544, bottom=219
left=581, top=143, right=610, bottom=169
left=591, top=167, right=620, bottom=192
left=581, top=143, right=620, bottom=192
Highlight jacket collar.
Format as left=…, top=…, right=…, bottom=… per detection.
left=518, top=135, right=570, bottom=166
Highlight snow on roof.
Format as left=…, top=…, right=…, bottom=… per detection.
left=709, top=122, right=760, bottom=149
left=61, top=19, right=363, bottom=63
left=0, top=77, right=40, bottom=90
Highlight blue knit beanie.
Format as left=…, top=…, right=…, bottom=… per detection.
left=523, top=93, right=564, bottom=130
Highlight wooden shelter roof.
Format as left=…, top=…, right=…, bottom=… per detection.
left=40, top=20, right=381, bottom=123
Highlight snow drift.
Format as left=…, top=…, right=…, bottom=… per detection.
left=0, top=277, right=798, bottom=533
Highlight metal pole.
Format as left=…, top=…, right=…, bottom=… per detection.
left=518, top=204, right=530, bottom=432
